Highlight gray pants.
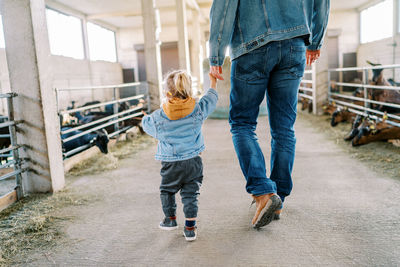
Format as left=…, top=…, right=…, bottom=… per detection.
left=160, top=156, right=203, bottom=218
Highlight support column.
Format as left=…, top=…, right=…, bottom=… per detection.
left=176, top=0, right=191, bottom=72
left=141, top=0, right=163, bottom=109
left=1, top=0, right=65, bottom=193
left=191, top=10, right=203, bottom=93
left=314, top=41, right=329, bottom=115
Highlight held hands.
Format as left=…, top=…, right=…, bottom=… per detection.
left=209, top=66, right=224, bottom=89
left=306, top=49, right=320, bottom=66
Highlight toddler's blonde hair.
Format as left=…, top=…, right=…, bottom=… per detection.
left=163, top=70, right=193, bottom=100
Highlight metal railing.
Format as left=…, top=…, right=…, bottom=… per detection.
left=0, top=93, right=26, bottom=212
left=56, top=82, right=150, bottom=158
left=299, top=64, right=317, bottom=114
left=328, top=64, right=400, bottom=127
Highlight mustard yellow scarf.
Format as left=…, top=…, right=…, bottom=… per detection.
left=162, top=97, right=195, bottom=120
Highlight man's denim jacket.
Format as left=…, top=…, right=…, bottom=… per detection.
left=142, top=89, right=218, bottom=162
left=209, top=0, right=330, bottom=66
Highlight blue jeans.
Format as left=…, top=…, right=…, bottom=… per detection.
left=229, top=37, right=306, bottom=204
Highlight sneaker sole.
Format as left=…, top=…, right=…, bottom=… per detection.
left=159, top=225, right=178, bottom=231
left=253, top=195, right=282, bottom=229
left=183, top=232, right=196, bottom=241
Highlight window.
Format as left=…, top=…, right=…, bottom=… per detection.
left=46, top=8, right=84, bottom=59
left=0, top=16, right=5, bottom=48
left=360, top=0, right=393, bottom=43
left=87, top=22, right=117, bottom=62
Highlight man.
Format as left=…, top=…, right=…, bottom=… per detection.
left=208, top=0, right=330, bottom=228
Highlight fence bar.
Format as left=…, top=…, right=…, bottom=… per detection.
left=56, top=82, right=142, bottom=91
left=0, top=160, right=17, bottom=169
left=299, top=87, right=314, bottom=92
left=0, top=121, right=16, bottom=129
left=107, top=126, right=133, bottom=138
left=301, top=80, right=313, bottom=84
left=0, top=169, right=23, bottom=182
left=299, top=93, right=313, bottom=100
left=0, top=145, right=21, bottom=155
left=330, top=64, right=400, bottom=72
left=63, top=144, right=92, bottom=158
left=329, top=99, right=400, bottom=121
left=62, top=112, right=142, bottom=143
left=60, top=94, right=145, bottom=115
left=61, top=106, right=143, bottom=135
left=330, top=93, right=400, bottom=109
left=0, top=93, right=17, bottom=99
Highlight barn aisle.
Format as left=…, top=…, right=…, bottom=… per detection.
left=29, top=116, right=400, bottom=266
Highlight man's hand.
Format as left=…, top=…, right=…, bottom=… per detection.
left=210, top=66, right=224, bottom=81
left=306, top=49, right=320, bottom=66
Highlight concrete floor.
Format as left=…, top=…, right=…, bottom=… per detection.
left=29, top=116, right=400, bottom=266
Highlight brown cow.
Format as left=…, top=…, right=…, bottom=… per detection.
left=352, top=119, right=400, bottom=146
left=322, top=101, right=337, bottom=115
left=331, top=107, right=357, bottom=127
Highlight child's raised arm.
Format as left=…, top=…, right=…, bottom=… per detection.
left=142, top=114, right=157, bottom=138
left=209, top=73, right=217, bottom=90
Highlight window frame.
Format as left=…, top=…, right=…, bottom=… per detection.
left=359, top=0, right=394, bottom=44
left=86, top=21, right=118, bottom=63
left=45, top=7, right=85, bottom=60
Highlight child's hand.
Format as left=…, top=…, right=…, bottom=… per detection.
left=209, top=73, right=217, bottom=89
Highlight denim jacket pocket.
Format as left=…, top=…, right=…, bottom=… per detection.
left=288, top=44, right=306, bottom=78
left=233, top=48, right=267, bottom=82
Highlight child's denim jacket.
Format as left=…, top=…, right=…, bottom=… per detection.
left=142, top=89, right=218, bottom=162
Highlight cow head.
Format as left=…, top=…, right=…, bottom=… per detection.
left=331, top=107, right=350, bottom=127
left=344, top=114, right=364, bottom=141
left=351, top=119, right=383, bottom=146
left=94, top=129, right=109, bottom=154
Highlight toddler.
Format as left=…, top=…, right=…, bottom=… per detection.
left=142, top=70, right=218, bottom=241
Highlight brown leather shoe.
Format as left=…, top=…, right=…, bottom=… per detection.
left=251, top=194, right=282, bottom=228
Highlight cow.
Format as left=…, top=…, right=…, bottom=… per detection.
left=367, top=61, right=400, bottom=114
left=61, top=127, right=109, bottom=155
left=330, top=107, right=357, bottom=127
left=352, top=119, right=400, bottom=146
left=322, top=101, right=337, bottom=116
left=344, top=114, right=365, bottom=141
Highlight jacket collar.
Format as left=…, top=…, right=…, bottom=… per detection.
left=162, top=97, right=195, bottom=120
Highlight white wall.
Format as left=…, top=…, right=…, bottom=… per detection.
left=117, top=24, right=198, bottom=80
left=0, top=49, right=123, bottom=112
left=357, top=35, right=400, bottom=81
left=327, top=11, right=360, bottom=67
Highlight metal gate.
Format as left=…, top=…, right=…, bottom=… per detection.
left=328, top=64, right=400, bottom=127
left=0, top=93, right=26, bottom=212
left=56, top=82, right=150, bottom=158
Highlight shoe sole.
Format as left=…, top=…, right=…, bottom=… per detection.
left=159, top=225, right=178, bottom=231
left=183, top=232, right=196, bottom=241
left=253, top=195, right=282, bottom=229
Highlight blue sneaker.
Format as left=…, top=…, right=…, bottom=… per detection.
left=183, top=226, right=197, bottom=241
left=159, top=217, right=178, bottom=230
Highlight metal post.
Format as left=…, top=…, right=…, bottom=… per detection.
left=6, top=94, right=23, bottom=199
left=113, top=87, right=119, bottom=134
left=312, top=63, right=317, bottom=115
left=363, top=68, right=369, bottom=115
left=55, top=88, right=59, bottom=113
left=327, top=70, right=331, bottom=102
left=145, top=82, right=151, bottom=113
